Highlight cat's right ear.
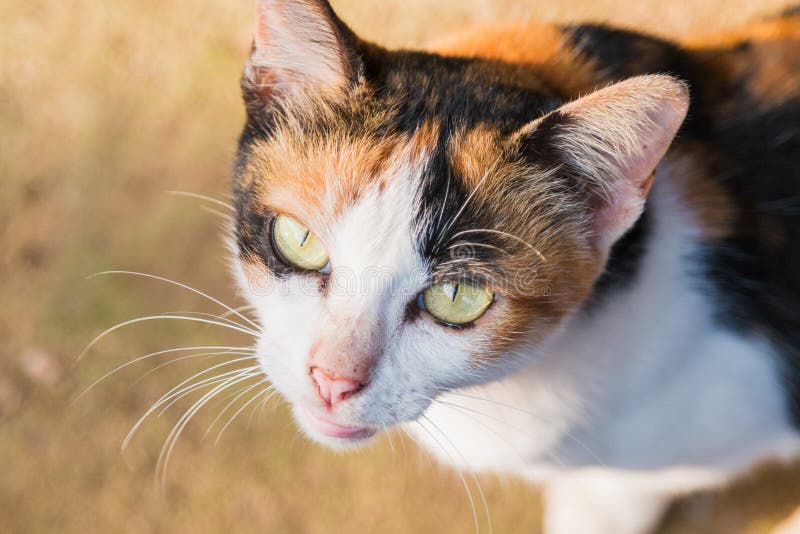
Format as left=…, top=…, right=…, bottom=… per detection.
left=242, top=0, right=361, bottom=118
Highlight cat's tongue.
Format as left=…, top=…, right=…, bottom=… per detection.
left=304, top=409, right=375, bottom=439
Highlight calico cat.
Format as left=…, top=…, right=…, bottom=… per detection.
left=231, top=1, right=800, bottom=532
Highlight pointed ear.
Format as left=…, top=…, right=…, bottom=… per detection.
left=517, top=75, right=689, bottom=253
left=242, top=0, right=361, bottom=117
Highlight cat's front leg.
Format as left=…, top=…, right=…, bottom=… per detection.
left=543, top=471, right=671, bottom=534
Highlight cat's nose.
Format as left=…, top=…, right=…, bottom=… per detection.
left=310, top=366, right=365, bottom=406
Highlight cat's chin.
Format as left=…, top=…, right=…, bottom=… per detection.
left=294, top=406, right=380, bottom=450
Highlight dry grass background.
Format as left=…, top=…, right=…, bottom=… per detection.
left=2, top=0, right=800, bottom=533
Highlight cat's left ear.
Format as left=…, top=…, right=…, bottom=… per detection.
left=242, top=0, right=361, bottom=117
left=516, top=75, right=689, bottom=254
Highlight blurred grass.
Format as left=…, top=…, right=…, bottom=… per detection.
left=1, top=0, right=799, bottom=533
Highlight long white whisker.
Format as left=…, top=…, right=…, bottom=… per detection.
left=435, top=171, right=452, bottom=229
left=219, top=304, right=257, bottom=320
left=132, top=351, right=258, bottom=387
left=422, top=396, right=527, bottom=464
left=215, top=381, right=270, bottom=444
left=122, top=360, right=260, bottom=449
left=253, top=387, right=282, bottom=426
left=154, top=371, right=255, bottom=418
left=204, top=380, right=266, bottom=438
left=247, top=385, right=278, bottom=428
left=384, top=427, right=396, bottom=464
left=87, top=270, right=260, bottom=332
left=415, top=418, right=480, bottom=534
left=164, top=310, right=259, bottom=335
left=201, top=205, right=234, bottom=222
left=167, top=190, right=235, bottom=212
left=157, top=370, right=258, bottom=492
left=154, top=361, right=261, bottom=417
left=154, top=374, right=244, bottom=419
left=434, top=161, right=498, bottom=250
left=421, top=414, right=492, bottom=534
left=451, top=229, right=547, bottom=262
left=78, top=314, right=256, bottom=361
left=75, top=346, right=254, bottom=400
left=438, top=389, right=603, bottom=466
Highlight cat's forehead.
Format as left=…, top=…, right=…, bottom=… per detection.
left=235, top=50, right=595, bottom=303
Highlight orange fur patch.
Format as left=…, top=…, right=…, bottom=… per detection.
left=685, top=13, right=800, bottom=107
left=427, top=22, right=599, bottom=96
left=439, top=126, right=601, bottom=360
left=243, top=125, right=401, bottom=243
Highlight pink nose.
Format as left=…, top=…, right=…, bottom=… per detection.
left=310, top=367, right=365, bottom=406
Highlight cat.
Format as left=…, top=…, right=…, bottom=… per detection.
left=231, top=1, right=800, bottom=533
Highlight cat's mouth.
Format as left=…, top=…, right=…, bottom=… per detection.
left=300, top=407, right=378, bottom=441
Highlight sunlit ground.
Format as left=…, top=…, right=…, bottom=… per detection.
left=2, top=1, right=799, bottom=532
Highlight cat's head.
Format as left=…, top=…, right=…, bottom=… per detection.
left=232, top=0, right=688, bottom=448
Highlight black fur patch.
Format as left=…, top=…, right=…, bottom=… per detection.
left=563, top=24, right=714, bottom=137
left=358, top=46, right=562, bottom=278
left=588, top=207, right=652, bottom=308
left=779, top=4, right=800, bottom=17
left=702, top=102, right=800, bottom=424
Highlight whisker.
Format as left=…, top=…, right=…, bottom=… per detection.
left=157, top=369, right=259, bottom=492
left=75, top=345, right=255, bottom=400
left=421, top=396, right=527, bottom=464
left=448, top=241, right=511, bottom=256
left=154, top=375, right=242, bottom=419
left=451, top=229, right=547, bottom=262
left=436, top=388, right=604, bottom=466
left=154, top=360, right=261, bottom=417
left=201, top=205, right=234, bottom=222
left=421, top=414, right=493, bottom=534
left=384, top=426, right=396, bottom=464
left=167, top=190, right=235, bottom=212
left=435, top=171, right=453, bottom=230
left=122, top=360, right=260, bottom=449
left=247, top=385, right=279, bottom=428
left=215, top=381, right=271, bottom=444
left=220, top=304, right=257, bottom=320
left=154, top=371, right=254, bottom=419
left=132, top=351, right=258, bottom=387
left=78, top=314, right=257, bottom=361
left=414, top=417, right=481, bottom=534
left=86, top=270, right=261, bottom=332
left=432, top=398, right=567, bottom=468
left=204, top=380, right=266, bottom=439
left=163, top=310, right=260, bottom=335
left=434, top=159, right=500, bottom=250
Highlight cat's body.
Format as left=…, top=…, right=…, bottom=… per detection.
left=414, top=16, right=800, bottom=533
left=232, top=3, right=800, bottom=533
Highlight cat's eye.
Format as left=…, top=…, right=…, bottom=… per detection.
left=272, top=215, right=330, bottom=271
left=421, top=281, right=493, bottom=326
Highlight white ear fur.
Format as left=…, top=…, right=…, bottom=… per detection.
left=526, top=75, right=689, bottom=252
left=244, top=0, right=355, bottom=106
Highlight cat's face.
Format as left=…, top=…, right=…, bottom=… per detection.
left=232, top=0, right=688, bottom=448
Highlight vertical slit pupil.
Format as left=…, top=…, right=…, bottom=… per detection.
left=300, top=230, right=311, bottom=247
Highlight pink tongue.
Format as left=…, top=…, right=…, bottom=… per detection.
left=305, top=410, right=372, bottom=439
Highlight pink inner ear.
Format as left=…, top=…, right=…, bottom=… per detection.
left=247, top=0, right=351, bottom=100
left=556, top=75, right=690, bottom=252
left=593, top=172, right=652, bottom=253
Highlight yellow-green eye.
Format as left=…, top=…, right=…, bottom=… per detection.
left=421, top=281, right=493, bottom=326
left=272, top=215, right=330, bottom=271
